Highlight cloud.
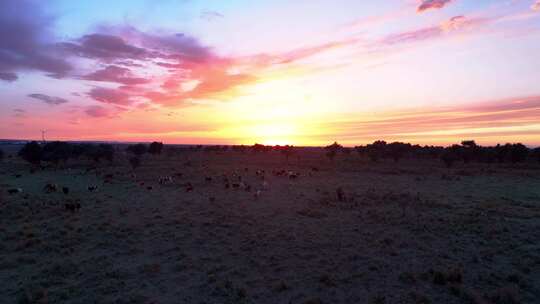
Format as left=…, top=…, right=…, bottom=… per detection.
left=85, top=105, right=112, bottom=117
left=13, top=109, right=26, bottom=118
left=60, top=34, right=149, bottom=62
left=0, top=0, right=71, bottom=79
left=381, top=15, right=487, bottom=45
left=28, top=93, right=69, bottom=105
left=81, top=65, right=150, bottom=85
left=533, top=0, right=540, bottom=11
left=417, top=0, right=454, bottom=13
left=200, top=10, right=224, bottom=21
left=0, top=72, right=18, bottom=82
left=88, top=87, right=133, bottom=105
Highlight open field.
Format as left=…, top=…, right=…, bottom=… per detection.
left=1, top=145, right=540, bottom=303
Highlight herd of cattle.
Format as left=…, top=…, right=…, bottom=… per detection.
left=5, top=167, right=311, bottom=209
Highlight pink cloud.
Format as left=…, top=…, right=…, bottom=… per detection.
left=417, top=0, right=454, bottom=13
left=84, top=105, right=111, bottom=117
left=532, top=0, right=540, bottom=11
left=88, top=87, right=133, bottom=105
left=82, top=65, right=150, bottom=85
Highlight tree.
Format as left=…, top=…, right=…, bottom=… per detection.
left=280, top=145, right=295, bottom=162
left=441, top=145, right=461, bottom=168
left=387, top=142, right=410, bottom=162
left=532, top=147, right=540, bottom=163
left=509, top=143, right=528, bottom=163
left=18, top=141, right=42, bottom=165
left=148, top=141, right=164, bottom=155
left=325, top=142, right=342, bottom=161
left=41, top=141, right=72, bottom=165
left=0, top=148, right=4, bottom=162
left=127, top=143, right=147, bottom=156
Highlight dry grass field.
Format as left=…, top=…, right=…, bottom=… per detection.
left=1, top=145, right=540, bottom=303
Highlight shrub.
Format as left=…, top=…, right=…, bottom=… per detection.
left=148, top=141, right=164, bottom=155
left=509, top=143, right=528, bottom=163
left=18, top=141, right=42, bottom=165
left=532, top=147, right=540, bottom=163
left=126, top=143, right=147, bottom=156
left=41, top=141, right=72, bottom=164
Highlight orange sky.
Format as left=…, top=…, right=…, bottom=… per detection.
left=1, top=1, right=540, bottom=146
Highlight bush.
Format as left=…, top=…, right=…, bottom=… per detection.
left=127, top=143, right=147, bottom=156
left=509, top=143, right=528, bottom=163
left=18, top=141, right=42, bottom=165
left=41, top=141, right=72, bottom=164
left=148, top=142, right=164, bottom=155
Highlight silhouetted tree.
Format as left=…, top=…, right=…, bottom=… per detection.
left=280, top=145, right=295, bottom=161
left=325, top=142, right=342, bottom=161
left=127, top=143, right=148, bottom=156
left=441, top=145, right=461, bottom=168
left=509, top=143, right=528, bottom=163
left=0, top=148, right=4, bottom=162
left=387, top=142, right=410, bottom=162
left=41, top=141, right=72, bottom=165
left=18, top=141, right=42, bottom=165
left=532, top=147, right=540, bottom=163
left=148, top=141, right=164, bottom=155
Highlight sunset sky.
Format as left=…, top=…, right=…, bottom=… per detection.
left=1, top=0, right=540, bottom=146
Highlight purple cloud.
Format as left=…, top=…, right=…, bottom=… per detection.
left=13, top=109, right=26, bottom=118
left=0, top=72, right=18, bottom=82
left=417, top=0, right=454, bottom=12
left=88, top=87, right=133, bottom=105
left=0, top=1, right=71, bottom=79
left=28, top=93, right=69, bottom=105
left=60, top=34, right=149, bottom=62
left=85, top=105, right=111, bottom=117
left=82, top=65, right=150, bottom=85
left=200, top=10, right=224, bottom=21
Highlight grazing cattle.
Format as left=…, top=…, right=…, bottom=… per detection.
left=209, top=196, right=216, bottom=202
left=104, top=174, right=114, bottom=179
left=225, top=182, right=230, bottom=189
left=262, top=181, right=269, bottom=189
left=88, top=185, right=98, bottom=192
left=185, top=183, right=194, bottom=192
left=205, top=177, right=213, bottom=182
left=15, top=174, right=22, bottom=178
left=44, top=183, right=58, bottom=193
left=232, top=183, right=240, bottom=189
left=62, top=187, right=69, bottom=195
left=159, top=176, right=174, bottom=185
left=254, top=190, right=262, bottom=199
left=147, top=186, right=153, bottom=190
left=7, top=188, right=22, bottom=194
left=245, top=184, right=252, bottom=192
left=174, top=172, right=183, bottom=178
